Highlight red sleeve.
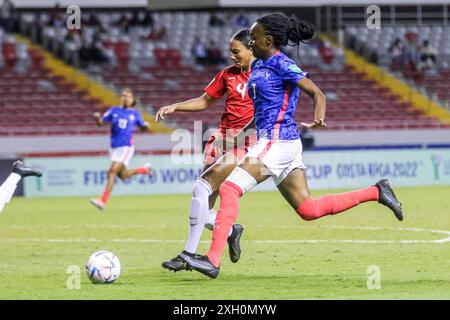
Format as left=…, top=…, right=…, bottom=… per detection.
left=204, top=68, right=227, bottom=99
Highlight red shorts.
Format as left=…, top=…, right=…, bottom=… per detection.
left=203, top=129, right=257, bottom=165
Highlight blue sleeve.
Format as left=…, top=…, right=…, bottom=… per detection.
left=102, top=107, right=114, bottom=123
left=136, top=111, right=146, bottom=127
left=279, top=59, right=309, bottom=86
left=250, top=59, right=258, bottom=71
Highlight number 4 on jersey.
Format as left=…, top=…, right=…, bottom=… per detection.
left=236, top=83, right=248, bottom=100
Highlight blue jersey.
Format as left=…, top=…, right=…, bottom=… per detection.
left=247, top=52, right=309, bottom=140
left=102, top=106, right=146, bottom=148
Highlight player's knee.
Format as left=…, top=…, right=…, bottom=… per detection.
left=192, top=178, right=212, bottom=198
left=201, top=176, right=217, bottom=193
left=201, top=168, right=222, bottom=193
left=107, top=169, right=117, bottom=179
left=116, top=172, right=125, bottom=181
left=209, top=190, right=219, bottom=205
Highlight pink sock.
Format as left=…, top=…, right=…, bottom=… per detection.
left=101, top=190, right=111, bottom=204
left=207, top=181, right=242, bottom=267
left=296, top=186, right=379, bottom=221
left=135, top=167, right=149, bottom=174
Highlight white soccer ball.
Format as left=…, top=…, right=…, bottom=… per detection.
left=85, top=251, right=121, bottom=284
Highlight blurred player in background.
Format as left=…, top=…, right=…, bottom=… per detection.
left=90, top=88, right=152, bottom=210
left=185, top=13, right=404, bottom=278
left=155, top=29, right=255, bottom=271
left=0, top=161, right=42, bottom=213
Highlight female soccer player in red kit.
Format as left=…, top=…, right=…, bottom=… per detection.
left=186, top=14, right=404, bottom=278
left=155, top=29, right=256, bottom=271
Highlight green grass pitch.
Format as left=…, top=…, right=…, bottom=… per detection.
left=0, top=186, right=449, bottom=299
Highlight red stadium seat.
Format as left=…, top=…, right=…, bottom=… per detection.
left=28, top=48, right=44, bottom=70
left=115, top=41, right=129, bottom=70
left=2, top=41, right=17, bottom=68
left=154, top=48, right=181, bottom=68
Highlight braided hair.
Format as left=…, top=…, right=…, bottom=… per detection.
left=256, top=13, right=316, bottom=48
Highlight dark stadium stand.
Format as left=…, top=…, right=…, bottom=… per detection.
left=0, top=65, right=106, bottom=136
left=1, top=12, right=449, bottom=137
left=101, top=64, right=450, bottom=131
left=345, top=25, right=450, bottom=109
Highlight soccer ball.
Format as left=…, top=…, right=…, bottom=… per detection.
left=85, top=251, right=121, bottom=284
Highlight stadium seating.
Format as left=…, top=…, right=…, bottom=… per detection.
left=0, top=67, right=107, bottom=136
left=101, top=64, right=450, bottom=131
left=3, top=15, right=449, bottom=138
left=20, top=10, right=343, bottom=71
left=345, top=25, right=450, bottom=108
left=345, top=25, right=450, bottom=68
left=410, top=69, right=450, bottom=105
left=0, top=30, right=106, bottom=136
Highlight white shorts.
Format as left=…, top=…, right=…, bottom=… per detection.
left=245, top=138, right=307, bottom=185
left=109, top=145, right=135, bottom=167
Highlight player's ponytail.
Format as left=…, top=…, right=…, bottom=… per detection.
left=256, top=13, right=316, bottom=48
left=232, top=29, right=252, bottom=49
left=287, top=15, right=316, bottom=45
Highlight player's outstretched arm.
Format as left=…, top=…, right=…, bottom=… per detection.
left=298, top=77, right=327, bottom=129
left=155, top=93, right=216, bottom=121
left=93, top=112, right=104, bottom=126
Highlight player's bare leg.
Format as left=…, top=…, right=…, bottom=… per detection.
left=117, top=163, right=152, bottom=180
left=0, top=161, right=42, bottom=213
left=162, top=153, right=244, bottom=272
left=277, top=168, right=403, bottom=221
left=184, top=158, right=269, bottom=278
left=90, top=161, right=123, bottom=211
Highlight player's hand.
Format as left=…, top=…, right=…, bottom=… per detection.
left=155, top=105, right=177, bottom=121
left=93, top=112, right=101, bottom=119
left=300, top=119, right=327, bottom=129
left=142, top=121, right=151, bottom=131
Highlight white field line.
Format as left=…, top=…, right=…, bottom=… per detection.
left=0, top=226, right=449, bottom=244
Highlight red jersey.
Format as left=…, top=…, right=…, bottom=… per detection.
left=204, top=65, right=254, bottom=134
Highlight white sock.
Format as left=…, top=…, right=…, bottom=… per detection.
left=205, top=208, right=232, bottom=236
left=205, top=209, right=217, bottom=231
left=184, top=178, right=212, bottom=254
left=0, top=173, right=21, bottom=213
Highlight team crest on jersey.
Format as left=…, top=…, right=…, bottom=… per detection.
left=113, top=114, right=118, bottom=117
left=129, top=114, right=135, bottom=121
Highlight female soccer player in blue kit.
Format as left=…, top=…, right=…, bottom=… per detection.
left=184, top=13, right=404, bottom=278
left=90, top=88, right=152, bottom=210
